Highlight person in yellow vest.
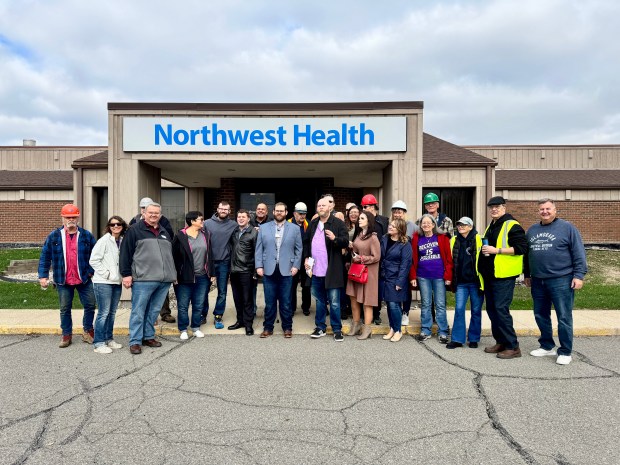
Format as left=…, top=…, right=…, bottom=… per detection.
left=478, top=196, right=528, bottom=359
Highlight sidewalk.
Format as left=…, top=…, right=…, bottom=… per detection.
left=0, top=286, right=618, bottom=337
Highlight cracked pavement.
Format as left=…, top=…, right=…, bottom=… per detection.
left=0, top=334, right=618, bottom=464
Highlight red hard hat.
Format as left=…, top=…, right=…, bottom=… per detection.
left=360, top=194, right=378, bottom=206
left=60, top=204, right=80, bottom=217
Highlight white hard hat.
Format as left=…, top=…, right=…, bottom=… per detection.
left=139, top=197, right=154, bottom=208
left=294, top=202, right=308, bottom=213
left=391, top=200, right=408, bottom=211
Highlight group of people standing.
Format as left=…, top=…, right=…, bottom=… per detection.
left=38, top=192, right=587, bottom=365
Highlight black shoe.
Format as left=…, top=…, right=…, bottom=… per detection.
left=302, top=309, right=310, bottom=316
left=372, top=317, right=382, bottom=325
left=446, top=341, right=463, bottom=349
left=227, top=322, right=243, bottom=330
left=310, top=328, right=326, bottom=339
left=245, top=328, right=254, bottom=336
left=200, top=315, right=207, bottom=326
left=468, top=341, right=479, bottom=348
left=334, top=332, right=344, bottom=342
left=161, top=314, right=176, bottom=323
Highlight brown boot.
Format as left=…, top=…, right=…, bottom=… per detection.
left=497, top=348, right=522, bottom=359
left=356, top=324, right=372, bottom=340
left=59, top=335, right=72, bottom=348
left=347, top=321, right=361, bottom=336
left=82, top=329, right=94, bottom=344
left=484, top=344, right=505, bottom=354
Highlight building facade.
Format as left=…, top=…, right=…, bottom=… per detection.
left=1, top=102, right=618, bottom=245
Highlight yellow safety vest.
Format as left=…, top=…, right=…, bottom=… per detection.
left=484, top=220, right=523, bottom=278
left=450, top=234, right=485, bottom=291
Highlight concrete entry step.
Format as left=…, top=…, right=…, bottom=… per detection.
left=4, top=259, right=40, bottom=275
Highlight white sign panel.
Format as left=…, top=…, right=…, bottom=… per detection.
left=123, top=117, right=406, bottom=152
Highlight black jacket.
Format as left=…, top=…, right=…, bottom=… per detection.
left=171, top=228, right=214, bottom=284
left=478, top=213, right=527, bottom=278
left=303, top=215, right=349, bottom=289
left=230, top=226, right=258, bottom=273
left=374, top=214, right=389, bottom=238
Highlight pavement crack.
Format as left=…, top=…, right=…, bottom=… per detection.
left=573, top=350, right=620, bottom=376
left=473, top=374, right=540, bottom=465
left=0, top=334, right=39, bottom=350
left=10, top=410, right=52, bottom=465
left=59, top=378, right=93, bottom=445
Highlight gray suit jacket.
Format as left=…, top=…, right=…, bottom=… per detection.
left=255, top=221, right=302, bottom=276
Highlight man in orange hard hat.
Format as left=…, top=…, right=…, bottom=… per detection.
left=38, top=204, right=97, bottom=348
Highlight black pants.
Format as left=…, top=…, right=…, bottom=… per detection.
left=291, top=271, right=311, bottom=312
left=484, top=277, right=518, bottom=349
left=230, top=272, right=256, bottom=329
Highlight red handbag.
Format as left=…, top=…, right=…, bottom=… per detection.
left=348, top=263, right=368, bottom=284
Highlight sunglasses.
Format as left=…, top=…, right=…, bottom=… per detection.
left=109, top=223, right=123, bottom=227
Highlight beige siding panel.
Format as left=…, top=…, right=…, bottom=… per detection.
left=0, top=191, right=20, bottom=200
left=0, top=147, right=106, bottom=170
left=467, top=146, right=620, bottom=170
left=497, top=189, right=620, bottom=201
left=423, top=169, right=485, bottom=186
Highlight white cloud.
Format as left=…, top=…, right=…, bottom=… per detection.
left=0, top=0, right=618, bottom=145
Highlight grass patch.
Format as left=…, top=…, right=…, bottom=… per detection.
left=0, top=281, right=83, bottom=309
left=0, top=248, right=41, bottom=272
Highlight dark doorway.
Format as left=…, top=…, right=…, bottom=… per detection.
left=422, top=188, right=475, bottom=223
left=237, top=178, right=322, bottom=218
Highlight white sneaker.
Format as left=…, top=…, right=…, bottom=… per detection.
left=106, top=340, right=123, bottom=349
left=401, top=314, right=409, bottom=326
left=193, top=329, right=205, bottom=338
left=530, top=347, right=557, bottom=357
left=180, top=331, right=188, bottom=341
left=556, top=355, right=572, bottom=365
left=94, top=345, right=113, bottom=354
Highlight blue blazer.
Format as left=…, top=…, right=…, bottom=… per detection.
left=255, top=221, right=302, bottom=276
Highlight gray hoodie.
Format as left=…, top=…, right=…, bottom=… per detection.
left=205, top=214, right=238, bottom=261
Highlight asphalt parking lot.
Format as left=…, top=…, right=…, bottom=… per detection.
left=0, top=334, right=618, bottom=465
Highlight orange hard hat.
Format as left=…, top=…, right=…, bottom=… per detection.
left=60, top=204, right=80, bottom=217
left=360, top=194, right=378, bottom=206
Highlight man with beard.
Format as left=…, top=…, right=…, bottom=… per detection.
left=38, top=204, right=97, bottom=348
left=204, top=201, right=238, bottom=328
left=255, top=202, right=302, bottom=338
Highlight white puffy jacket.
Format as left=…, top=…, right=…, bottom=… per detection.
left=89, top=233, right=122, bottom=284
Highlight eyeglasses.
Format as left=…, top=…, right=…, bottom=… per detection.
left=488, top=205, right=505, bottom=210
left=456, top=224, right=470, bottom=228
left=109, top=223, right=122, bottom=227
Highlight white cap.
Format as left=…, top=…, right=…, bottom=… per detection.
left=139, top=197, right=154, bottom=208
left=294, top=202, right=307, bottom=213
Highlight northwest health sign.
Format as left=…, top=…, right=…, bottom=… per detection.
left=123, top=117, right=407, bottom=152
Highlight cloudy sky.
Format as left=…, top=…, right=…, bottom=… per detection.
left=1, top=0, right=618, bottom=146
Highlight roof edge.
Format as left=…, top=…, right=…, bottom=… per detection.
left=107, top=101, right=424, bottom=111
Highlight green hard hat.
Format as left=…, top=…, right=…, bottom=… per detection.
left=423, top=192, right=439, bottom=204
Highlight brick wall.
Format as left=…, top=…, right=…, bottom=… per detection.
left=0, top=201, right=70, bottom=244
left=507, top=201, right=620, bottom=243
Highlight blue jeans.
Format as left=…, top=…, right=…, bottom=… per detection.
left=93, top=283, right=122, bottom=347
left=531, top=275, right=574, bottom=356
left=387, top=301, right=402, bottom=332
left=418, top=277, right=448, bottom=336
left=57, top=281, right=96, bottom=336
left=263, top=268, right=293, bottom=332
left=400, top=290, right=412, bottom=315
left=311, top=276, right=341, bottom=333
left=484, top=277, right=518, bottom=349
left=205, top=260, right=230, bottom=317
left=129, top=282, right=170, bottom=346
left=451, top=283, right=484, bottom=344
left=176, top=275, right=209, bottom=332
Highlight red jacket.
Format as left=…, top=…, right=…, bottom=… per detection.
left=408, top=232, right=453, bottom=282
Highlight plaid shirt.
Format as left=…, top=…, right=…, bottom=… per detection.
left=38, top=226, right=97, bottom=285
